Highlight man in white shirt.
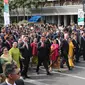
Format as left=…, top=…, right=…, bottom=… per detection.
left=0, top=63, right=24, bottom=85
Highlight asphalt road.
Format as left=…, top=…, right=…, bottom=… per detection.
left=24, top=57, right=85, bottom=85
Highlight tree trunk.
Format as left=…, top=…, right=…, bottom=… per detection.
left=23, top=6, right=25, bottom=20
left=16, top=8, right=19, bottom=23
left=30, top=7, right=32, bottom=17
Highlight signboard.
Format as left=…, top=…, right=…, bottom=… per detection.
left=4, top=0, right=10, bottom=26
left=78, top=9, right=84, bottom=25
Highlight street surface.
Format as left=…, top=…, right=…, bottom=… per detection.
left=24, top=57, right=85, bottom=85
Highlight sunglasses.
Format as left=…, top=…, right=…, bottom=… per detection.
left=16, top=71, right=21, bottom=75
left=11, top=71, right=21, bottom=75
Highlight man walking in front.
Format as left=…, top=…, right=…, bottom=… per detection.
left=36, top=36, right=51, bottom=75
left=0, top=63, right=24, bottom=85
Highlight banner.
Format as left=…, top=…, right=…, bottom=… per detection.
left=4, top=0, right=10, bottom=26
left=78, top=9, right=84, bottom=25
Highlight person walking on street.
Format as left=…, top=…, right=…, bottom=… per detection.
left=36, top=36, right=51, bottom=75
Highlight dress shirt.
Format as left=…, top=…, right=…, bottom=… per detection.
left=6, top=79, right=16, bottom=85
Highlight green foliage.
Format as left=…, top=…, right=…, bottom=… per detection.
left=0, top=0, right=4, bottom=25
left=0, top=0, right=4, bottom=16
left=8, top=0, right=46, bottom=22
left=9, top=0, right=46, bottom=10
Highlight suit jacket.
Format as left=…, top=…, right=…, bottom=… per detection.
left=20, top=42, right=32, bottom=59
left=18, top=42, right=24, bottom=55
left=0, top=79, right=24, bottom=85
left=61, top=39, right=69, bottom=55
left=0, top=61, right=3, bottom=73
left=38, top=41, right=48, bottom=58
left=72, top=39, right=79, bottom=53
left=4, top=40, right=12, bottom=50
left=80, top=37, right=85, bottom=50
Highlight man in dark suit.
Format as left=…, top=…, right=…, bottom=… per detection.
left=80, top=31, right=85, bottom=61
left=18, top=39, right=24, bottom=73
left=4, top=37, right=12, bottom=50
left=36, top=36, right=51, bottom=75
left=60, top=38, right=71, bottom=70
left=0, top=63, right=24, bottom=85
left=20, top=36, right=32, bottom=79
left=72, top=34, right=80, bottom=62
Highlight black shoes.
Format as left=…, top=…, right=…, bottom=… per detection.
left=60, top=65, right=64, bottom=68
left=76, top=60, right=80, bottom=63
left=36, top=70, right=52, bottom=75
left=36, top=71, right=39, bottom=74
left=25, top=76, right=31, bottom=78
left=47, top=72, right=52, bottom=75
left=36, top=70, right=39, bottom=74
left=22, top=75, right=31, bottom=79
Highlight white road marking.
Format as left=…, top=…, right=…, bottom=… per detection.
left=40, top=67, right=85, bottom=80
left=24, top=79, right=49, bottom=85
left=28, top=73, right=47, bottom=77
left=78, top=61, right=85, bottom=63
left=52, top=71, right=85, bottom=80
left=75, top=65, right=85, bottom=69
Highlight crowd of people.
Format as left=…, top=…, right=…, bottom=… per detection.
left=0, top=23, right=85, bottom=82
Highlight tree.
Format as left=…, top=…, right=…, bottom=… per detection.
left=18, top=0, right=40, bottom=20
left=9, top=0, right=21, bottom=22
left=9, top=0, right=31, bottom=21
left=9, top=0, right=46, bottom=22
left=0, top=0, right=4, bottom=26
left=18, top=0, right=29, bottom=20
left=0, top=0, right=3, bottom=16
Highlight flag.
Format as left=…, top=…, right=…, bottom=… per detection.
left=4, top=0, right=10, bottom=26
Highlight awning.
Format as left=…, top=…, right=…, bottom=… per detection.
left=29, top=15, right=41, bottom=22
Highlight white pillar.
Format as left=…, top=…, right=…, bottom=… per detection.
left=64, top=15, right=67, bottom=26
left=52, top=16, right=54, bottom=24
left=70, top=15, right=74, bottom=24
left=46, top=16, right=48, bottom=23
left=58, top=15, right=61, bottom=26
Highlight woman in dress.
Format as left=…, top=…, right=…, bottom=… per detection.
left=1, top=47, right=12, bottom=64
left=0, top=47, right=13, bottom=81
left=49, top=39, right=59, bottom=71
left=68, top=38, right=74, bottom=68
left=9, top=42, right=23, bottom=68
left=31, top=38, right=38, bottom=65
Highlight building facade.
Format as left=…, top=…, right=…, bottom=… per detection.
left=10, top=0, right=83, bottom=26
